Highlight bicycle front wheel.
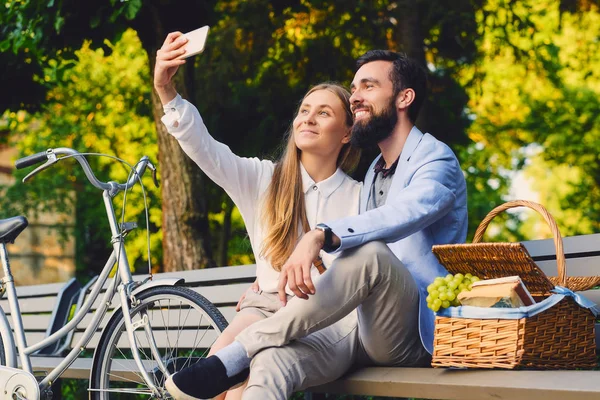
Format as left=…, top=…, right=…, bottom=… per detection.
left=89, top=286, right=228, bottom=399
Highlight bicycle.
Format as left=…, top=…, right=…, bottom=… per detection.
left=0, top=147, right=229, bottom=399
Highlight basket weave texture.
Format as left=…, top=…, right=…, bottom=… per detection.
left=431, top=200, right=599, bottom=369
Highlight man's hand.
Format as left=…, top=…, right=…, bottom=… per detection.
left=278, top=229, right=325, bottom=306
left=154, top=32, right=188, bottom=104
left=236, top=279, right=260, bottom=312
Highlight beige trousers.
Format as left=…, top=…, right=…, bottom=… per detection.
left=236, top=241, right=430, bottom=400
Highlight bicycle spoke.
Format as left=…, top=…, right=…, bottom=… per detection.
left=91, top=287, right=227, bottom=399
left=88, top=387, right=154, bottom=394
left=176, top=306, right=196, bottom=372
left=112, top=346, right=147, bottom=384
left=105, top=370, right=147, bottom=386
left=158, top=299, right=175, bottom=359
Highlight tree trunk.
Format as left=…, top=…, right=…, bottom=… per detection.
left=394, top=0, right=433, bottom=133
left=138, top=3, right=217, bottom=272
left=218, top=197, right=234, bottom=267
left=148, top=69, right=216, bottom=271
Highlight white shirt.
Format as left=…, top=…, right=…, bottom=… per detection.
left=161, top=95, right=361, bottom=294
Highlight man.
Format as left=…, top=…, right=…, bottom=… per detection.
left=166, top=50, right=467, bottom=400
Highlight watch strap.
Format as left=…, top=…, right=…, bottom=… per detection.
left=316, top=223, right=336, bottom=253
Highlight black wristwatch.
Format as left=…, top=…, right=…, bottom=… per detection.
left=315, top=223, right=336, bottom=252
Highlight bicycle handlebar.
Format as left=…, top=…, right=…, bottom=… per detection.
left=15, top=151, right=48, bottom=169
left=15, top=148, right=153, bottom=193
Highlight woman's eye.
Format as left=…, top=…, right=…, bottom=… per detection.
left=319, top=111, right=329, bottom=116
left=300, top=109, right=309, bottom=114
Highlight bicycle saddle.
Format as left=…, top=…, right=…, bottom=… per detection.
left=0, top=216, right=29, bottom=244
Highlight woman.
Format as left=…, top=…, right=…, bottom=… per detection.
left=154, top=31, right=361, bottom=399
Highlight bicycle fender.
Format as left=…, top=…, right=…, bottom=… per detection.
left=130, top=278, right=184, bottom=298
left=0, top=307, right=16, bottom=368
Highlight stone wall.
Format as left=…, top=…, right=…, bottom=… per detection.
left=0, top=146, right=75, bottom=285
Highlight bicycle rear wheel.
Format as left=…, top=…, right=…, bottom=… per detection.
left=0, top=334, right=5, bottom=365
left=89, top=286, right=228, bottom=399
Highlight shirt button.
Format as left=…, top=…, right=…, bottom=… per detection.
left=348, top=228, right=354, bottom=233
left=312, top=185, right=318, bottom=191
left=379, top=190, right=384, bottom=195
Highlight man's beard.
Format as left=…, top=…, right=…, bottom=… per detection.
left=350, top=99, right=398, bottom=149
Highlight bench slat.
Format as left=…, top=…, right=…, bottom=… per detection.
left=74, top=284, right=247, bottom=332
left=523, top=233, right=600, bottom=258
left=82, top=282, right=248, bottom=314
left=7, top=314, right=55, bottom=331
left=311, top=367, right=600, bottom=400
left=75, top=305, right=238, bottom=331
left=22, top=332, right=47, bottom=346
left=73, top=328, right=220, bottom=350
left=0, top=297, right=57, bottom=314
left=28, top=357, right=163, bottom=381
left=26, top=358, right=600, bottom=400
left=144, top=265, right=257, bottom=283
left=92, top=265, right=257, bottom=291
left=10, top=282, right=67, bottom=298
left=535, top=257, right=600, bottom=279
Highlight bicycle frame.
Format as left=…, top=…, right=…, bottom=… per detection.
left=0, top=181, right=167, bottom=395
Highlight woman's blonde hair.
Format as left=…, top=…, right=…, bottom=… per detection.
left=260, top=83, right=360, bottom=271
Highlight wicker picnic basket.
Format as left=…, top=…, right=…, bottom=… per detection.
left=430, top=200, right=600, bottom=369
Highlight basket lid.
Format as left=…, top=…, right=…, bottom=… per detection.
left=432, top=242, right=555, bottom=296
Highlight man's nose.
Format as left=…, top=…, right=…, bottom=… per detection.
left=349, top=89, right=362, bottom=105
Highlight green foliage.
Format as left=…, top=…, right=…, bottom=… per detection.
left=0, top=0, right=139, bottom=55
left=460, top=0, right=600, bottom=239
left=1, top=0, right=488, bottom=273
left=0, top=29, right=161, bottom=277
left=0, top=0, right=142, bottom=113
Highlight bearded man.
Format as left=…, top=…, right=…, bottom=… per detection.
left=166, top=50, right=468, bottom=400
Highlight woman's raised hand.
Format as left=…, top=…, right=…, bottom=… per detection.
left=154, top=32, right=188, bottom=104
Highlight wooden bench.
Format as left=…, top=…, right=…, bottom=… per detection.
left=2, top=278, right=81, bottom=356
left=27, top=265, right=256, bottom=380
left=312, top=233, right=600, bottom=400
left=22, top=233, right=600, bottom=399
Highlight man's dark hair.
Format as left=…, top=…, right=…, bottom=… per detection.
left=356, top=50, right=427, bottom=123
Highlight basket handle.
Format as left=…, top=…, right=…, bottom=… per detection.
left=472, top=200, right=566, bottom=287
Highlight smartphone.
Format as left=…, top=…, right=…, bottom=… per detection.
left=178, top=25, right=210, bottom=59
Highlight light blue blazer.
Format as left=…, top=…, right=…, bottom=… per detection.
left=327, top=126, right=468, bottom=354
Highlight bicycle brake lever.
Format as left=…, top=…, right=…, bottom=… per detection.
left=148, top=161, right=160, bottom=188
left=22, top=150, right=58, bottom=183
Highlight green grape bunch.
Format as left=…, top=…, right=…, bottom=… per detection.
left=426, top=273, right=480, bottom=312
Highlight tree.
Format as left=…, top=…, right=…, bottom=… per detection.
left=3, top=0, right=536, bottom=269
left=1, top=30, right=161, bottom=278
left=459, top=0, right=600, bottom=239
left=2, top=0, right=220, bottom=271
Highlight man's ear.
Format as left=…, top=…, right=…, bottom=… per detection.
left=396, top=88, right=416, bottom=111
left=341, top=128, right=351, bottom=144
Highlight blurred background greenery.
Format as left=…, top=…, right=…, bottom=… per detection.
left=4, top=0, right=599, bottom=279
left=2, top=0, right=600, bottom=398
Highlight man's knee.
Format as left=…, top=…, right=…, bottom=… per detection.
left=246, top=348, right=301, bottom=398
left=337, top=241, right=399, bottom=273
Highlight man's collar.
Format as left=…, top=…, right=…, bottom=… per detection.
left=373, top=156, right=399, bottom=177
left=373, top=126, right=423, bottom=176
left=300, top=163, right=346, bottom=198
left=398, top=126, right=424, bottom=163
